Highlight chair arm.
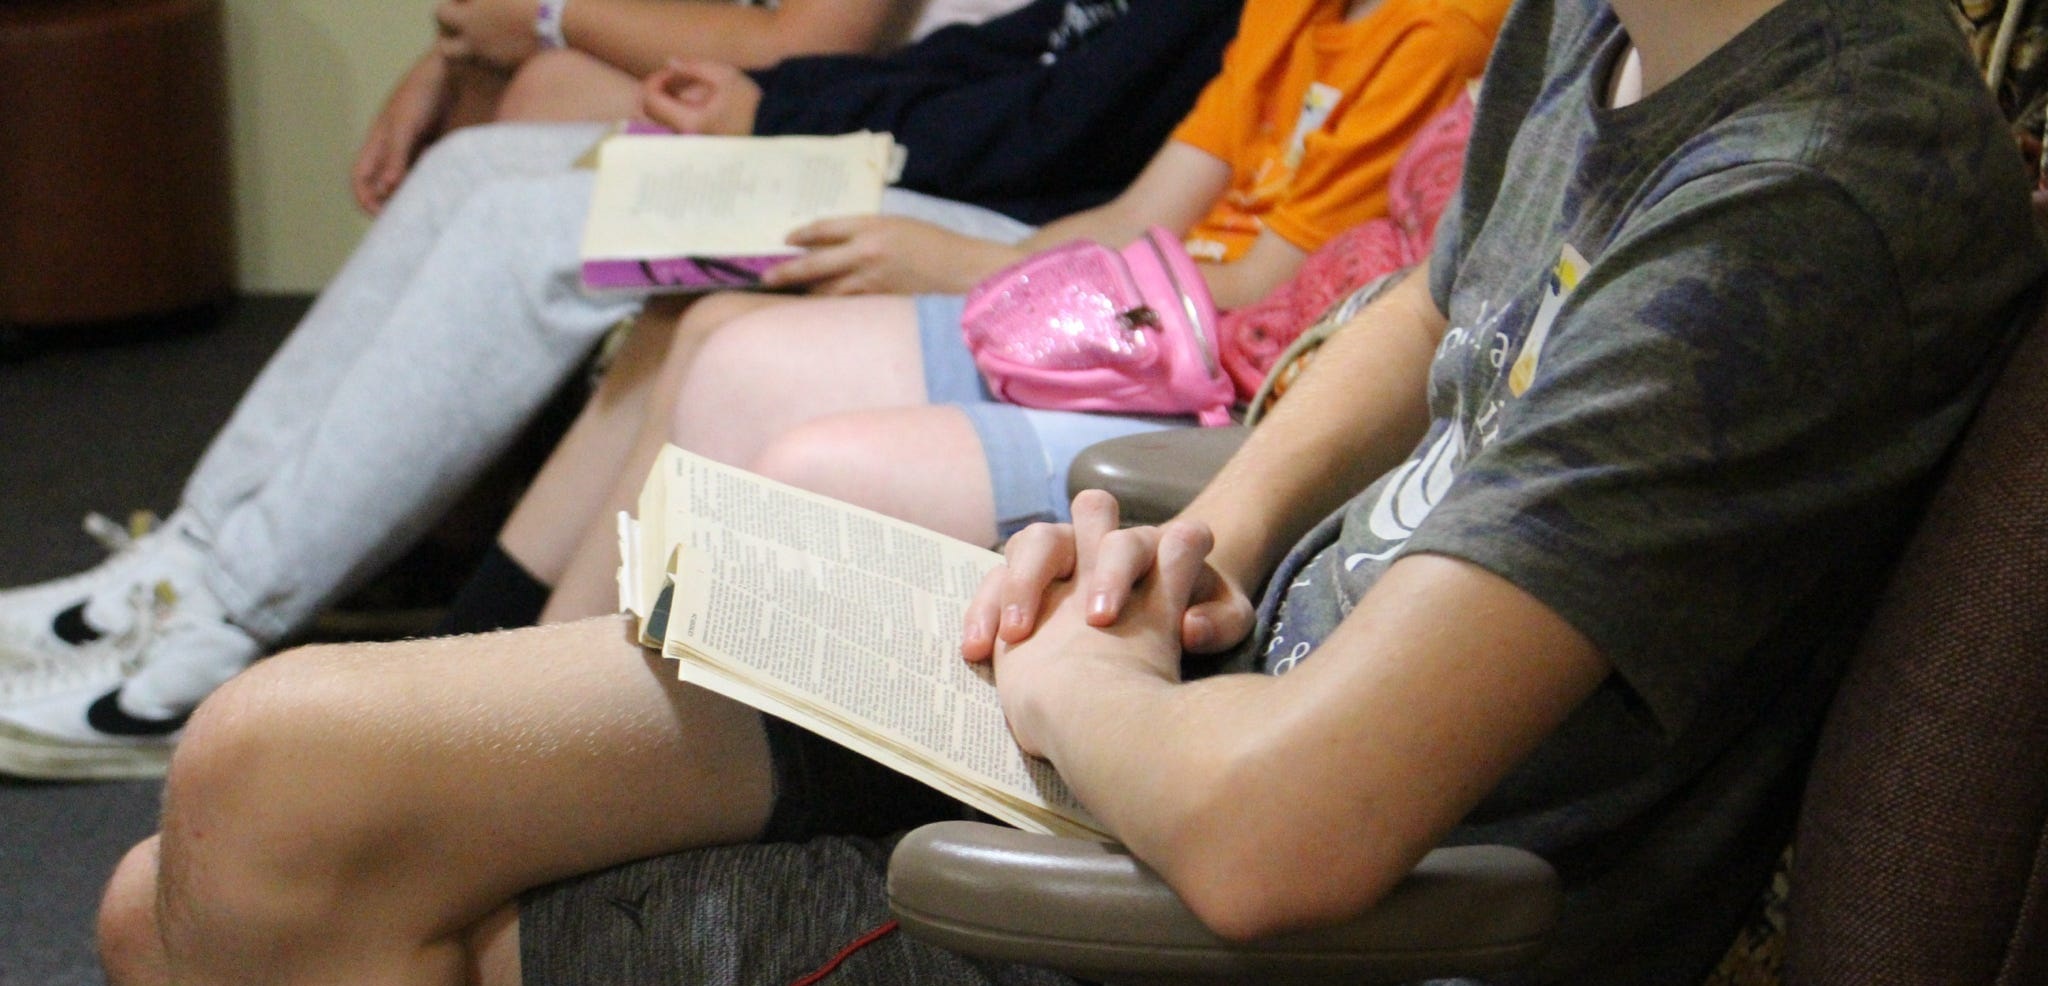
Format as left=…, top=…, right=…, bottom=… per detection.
left=1066, top=426, right=1250, bottom=526
left=886, top=821, right=1558, bottom=986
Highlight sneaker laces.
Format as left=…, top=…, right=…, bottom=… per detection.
left=81, top=510, right=158, bottom=554
left=0, top=582, right=156, bottom=706
left=79, top=512, right=177, bottom=640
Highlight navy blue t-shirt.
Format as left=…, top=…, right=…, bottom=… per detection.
left=750, top=0, right=1241, bottom=224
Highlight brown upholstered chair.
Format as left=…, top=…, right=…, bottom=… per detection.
left=885, top=303, right=2048, bottom=983
left=1782, top=298, right=2048, bottom=983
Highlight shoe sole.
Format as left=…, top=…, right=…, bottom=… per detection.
left=0, top=720, right=172, bottom=781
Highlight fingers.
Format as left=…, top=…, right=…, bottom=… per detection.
left=432, top=2, right=473, bottom=60
left=350, top=127, right=412, bottom=216
left=1182, top=593, right=1256, bottom=654
left=960, top=522, right=1077, bottom=661
left=350, top=135, right=387, bottom=215
left=1177, top=527, right=1255, bottom=654
left=996, top=523, right=1078, bottom=643
left=782, top=215, right=871, bottom=250
left=761, top=242, right=865, bottom=290
left=1151, top=520, right=1215, bottom=613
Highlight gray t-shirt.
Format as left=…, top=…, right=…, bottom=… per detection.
left=1252, top=0, right=2047, bottom=982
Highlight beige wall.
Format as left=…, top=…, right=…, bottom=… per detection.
left=223, top=1, right=425, bottom=293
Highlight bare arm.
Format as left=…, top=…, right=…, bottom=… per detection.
left=562, top=0, right=913, bottom=73
left=974, top=270, right=1597, bottom=938
left=762, top=142, right=1240, bottom=296
left=995, top=535, right=1607, bottom=941
left=965, top=267, right=1447, bottom=656
left=435, top=0, right=912, bottom=76
left=969, top=267, right=1614, bottom=940
left=1181, top=267, right=1444, bottom=592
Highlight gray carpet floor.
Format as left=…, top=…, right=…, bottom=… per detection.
left=0, top=298, right=308, bottom=986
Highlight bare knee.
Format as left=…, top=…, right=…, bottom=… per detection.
left=749, top=418, right=887, bottom=500
left=749, top=411, right=997, bottom=543
left=669, top=306, right=800, bottom=441
left=100, top=837, right=167, bottom=986
left=154, top=647, right=407, bottom=931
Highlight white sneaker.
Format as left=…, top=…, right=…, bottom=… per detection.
left=0, top=583, right=259, bottom=781
left=0, top=512, right=210, bottom=709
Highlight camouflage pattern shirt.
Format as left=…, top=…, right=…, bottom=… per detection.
left=1247, top=0, right=2048, bottom=981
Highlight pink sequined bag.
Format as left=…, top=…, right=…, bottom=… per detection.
left=960, top=227, right=1234, bottom=426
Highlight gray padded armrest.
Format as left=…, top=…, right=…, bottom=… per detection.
left=887, top=821, right=1558, bottom=986
left=1067, top=427, right=1250, bottom=526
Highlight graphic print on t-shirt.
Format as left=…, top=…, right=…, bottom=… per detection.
left=1188, top=79, right=1348, bottom=260
left=1042, top=0, right=1131, bottom=62
left=1509, top=243, right=1586, bottom=396
left=1341, top=243, right=1587, bottom=572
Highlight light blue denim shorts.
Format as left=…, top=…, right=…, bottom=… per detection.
left=916, top=294, right=1188, bottom=538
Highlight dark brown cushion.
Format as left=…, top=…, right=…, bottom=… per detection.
left=1786, top=305, right=2048, bottom=985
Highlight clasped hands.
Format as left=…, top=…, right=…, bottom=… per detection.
left=961, top=490, right=1254, bottom=760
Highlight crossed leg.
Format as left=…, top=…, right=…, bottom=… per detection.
left=537, top=295, right=1000, bottom=624
left=98, top=617, right=774, bottom=986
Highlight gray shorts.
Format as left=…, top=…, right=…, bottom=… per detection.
left=519, top=830, right=1080, bottom=986
left=518, top=715, right=1066, bottom=984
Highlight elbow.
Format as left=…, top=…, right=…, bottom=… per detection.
left=1150, top=754, right=1424, bottom=942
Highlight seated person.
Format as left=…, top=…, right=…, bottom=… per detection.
left=354, top=0, right=1001, bottom=214
left=445, top=0, right=1511, bottom=627
left=92, top=2, right=2048, bottom=985
left=0, top=0, right=1241, bottom=779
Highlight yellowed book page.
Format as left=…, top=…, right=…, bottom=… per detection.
left=642, top=446, right=1105, bottom=839
left=581, top=132, right=896, bottom=261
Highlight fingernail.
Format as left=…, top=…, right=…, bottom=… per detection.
left=1003, top=604, right=1024, bottom=631
left=1088, top=592, right=1111, bottom=619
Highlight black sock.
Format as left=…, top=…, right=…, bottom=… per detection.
left=431, top=544, right=551, bottom=636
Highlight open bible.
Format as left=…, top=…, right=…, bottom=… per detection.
left=617, top=445, right=1108, bottom=840
left=580, top=130, right=903, bottom=294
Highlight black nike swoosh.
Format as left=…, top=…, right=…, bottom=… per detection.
left=53, top=601, right=103, bottom=646
left=85, top=689, right=190, bottom=737
left=606, top=888, right=654, bottom=932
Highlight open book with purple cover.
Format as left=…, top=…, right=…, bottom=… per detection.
left=579, top=131, right=903, bottom=294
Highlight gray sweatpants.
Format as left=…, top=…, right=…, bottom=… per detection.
left=175, top=123, right=1031, bottom=641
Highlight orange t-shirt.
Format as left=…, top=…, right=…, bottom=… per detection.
left=1171, top=0, right=1508, bottom=261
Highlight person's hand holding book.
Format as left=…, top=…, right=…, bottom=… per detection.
left=764, top=216, right=1028, bottom=295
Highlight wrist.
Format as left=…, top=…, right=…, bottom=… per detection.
left=535, top=0, right=569, bottom=49
left=1021, top=652, right=1173, bottom=768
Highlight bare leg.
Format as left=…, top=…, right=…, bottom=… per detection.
left=102, top=618, right=771, bottom=986
left=103, top=839, right=528, bottom=986
left=749, top=405, right=998, bottom=545
left=670, top=296, right=934, bottom=466
left=507, top=293, right=798, bottom=618
left=495, top=49, right=644, bottom=123
left=541, top=296, right=998, bottom=621
left=497, top=298, right=687, bottom=584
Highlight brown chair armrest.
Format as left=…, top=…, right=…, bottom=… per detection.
left=886, top=821, right=1558, bottom=985
left=1066, top=427, right=1251, bottom=526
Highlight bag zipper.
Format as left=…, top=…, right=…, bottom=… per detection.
left=1140, top=232, right=1222, bottom=378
